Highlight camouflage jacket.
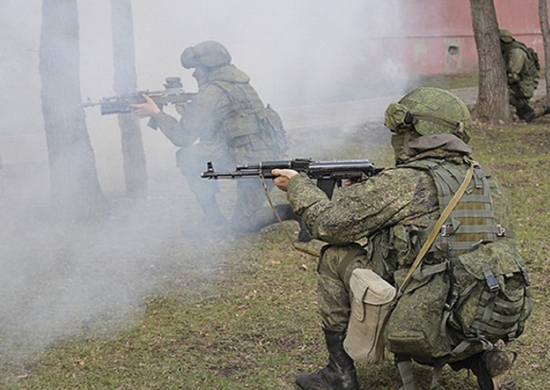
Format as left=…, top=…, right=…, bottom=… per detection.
left=286, top=135, right=474, bottom=243
left=501, top=40, right=540, bottom=98
left=153, top=65, right=282, bottom=163
left=287, top=134, right=515, bottom=283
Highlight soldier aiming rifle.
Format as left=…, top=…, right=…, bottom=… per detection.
left=81, top=77, right=195, bottom=129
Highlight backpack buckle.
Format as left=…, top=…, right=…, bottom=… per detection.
left=496, top=224, right=506, bottom=237
left=506, top=331, right=518, bottom=342
left=519, top=265, right=531, bottom=286
left=483, top=264, right=500, bottom=293
left=444, top=291, right=459, bottom=311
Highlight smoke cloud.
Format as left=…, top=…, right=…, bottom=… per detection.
left=0, top=0, right=404, bottom=365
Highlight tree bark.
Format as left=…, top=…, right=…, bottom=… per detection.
left=39, top=0, right=103, bottom=220
left=539, top=0, right=550, bottom=105
left=111, top=0, right=148, bottom=198
left=469, top=0, right=510, bottom=123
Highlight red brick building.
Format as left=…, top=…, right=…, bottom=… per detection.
left=360, top=0, right=545, bottom=78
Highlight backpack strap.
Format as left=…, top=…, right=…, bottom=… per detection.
left=430, top=360, right=446, bottom=390
left=396, top=356, right=416, bottom=390
left=396, top=355, right=446, bottom=390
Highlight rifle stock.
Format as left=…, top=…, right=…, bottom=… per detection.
left=201, top=158, right=383, bottom=198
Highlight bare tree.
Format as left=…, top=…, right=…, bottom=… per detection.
left=39, top=0, right=103, bottom=220
left=469, top=0, right=510, bottom=123
left=539, top=0, right=550, bottom=105
left=111, top=0, right=148, bottom=198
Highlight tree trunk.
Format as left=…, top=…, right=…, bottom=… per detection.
left=539, top=0, right=550, bottom=105
left=469, top=0, right=510, bottom=123
left=111, top=0, right=148, bottom=198
left=39, top=0, right=104, bottom=220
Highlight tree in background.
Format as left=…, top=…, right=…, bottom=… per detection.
left=111, top=0, right=148, bottom=198
left=469, top=0, right=511, bottom=123
left=539, top=0, right=550, bottom=105
left=39, top=0, right=103, bottom=220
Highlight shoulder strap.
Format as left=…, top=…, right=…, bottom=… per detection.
left=397, top=356, right=446, bottom=390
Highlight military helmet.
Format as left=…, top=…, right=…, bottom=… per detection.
left=384, top=87, right=471, bottom=143
left=180, top=41, right=232, bottom=69
left=499, top=29, right=514, bottom=43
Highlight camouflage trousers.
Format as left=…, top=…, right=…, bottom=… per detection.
left=317, top=244, right=370, bottom=330
left=509, top=93, right=545, bottom=121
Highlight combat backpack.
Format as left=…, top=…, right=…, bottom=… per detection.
left=384, top=159, right=532, bottom=390
left=523, top=43, right=541, bottom=78
left=256, top=103, right=289, bottom=157
left=503, top=41, right=541, bottom=86
left=212, top=80, right=289, bottom=158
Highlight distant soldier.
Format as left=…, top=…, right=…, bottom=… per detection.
left=499, top=29, right=550, bottom=122
left=132, top=41, right=309, bottom=240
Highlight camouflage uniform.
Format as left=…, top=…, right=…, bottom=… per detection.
left=287, top=139, right=462, bottom=330
left=500, top=29, right=547, bottom=122
left=153, top=42, right=295, bottom=234
left=287, top=88, right=519, bottom=390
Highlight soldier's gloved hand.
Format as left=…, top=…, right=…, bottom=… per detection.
left=130, top=94, right=161, bottom=118
left=272, top=169, right=298, bottom=192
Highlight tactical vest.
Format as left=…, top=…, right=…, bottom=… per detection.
left=383, top=159, right=532, bottom=389
left=212, top=80, right=288, bottom=159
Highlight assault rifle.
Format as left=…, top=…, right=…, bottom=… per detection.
left=201, top=158, right=383, bottom=198
left=80, top=77, right=196, bottom=128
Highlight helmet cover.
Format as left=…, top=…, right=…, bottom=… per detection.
left=499, top=29, right=514, bottom=44
left=384, top=87, right=471, bottom=143
left=181, top=41, right=232, bottom=69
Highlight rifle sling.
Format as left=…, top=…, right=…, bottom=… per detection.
left=258, top=175, right=319, bottom=258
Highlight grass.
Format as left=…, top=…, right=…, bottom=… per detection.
left=2, top=80, right=549, bottom=388
left=318, top=70, right=480, bottom=104
left=408, top=71, right=479, bottom=90
left=470, top=119, right=550, bottom=390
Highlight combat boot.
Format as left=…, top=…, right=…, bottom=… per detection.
left=295, top=329, right=359, bottom=390
left=521, top=106, right=536, bottom=122
left=461, top=349, right=518, bottom=390
left=543, top=106, right=550, bottom=116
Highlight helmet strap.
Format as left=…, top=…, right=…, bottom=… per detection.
left=411, top=112, right=464, bottom=138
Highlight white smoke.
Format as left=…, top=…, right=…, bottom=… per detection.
left=0, top=0, right=406, bottom=364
